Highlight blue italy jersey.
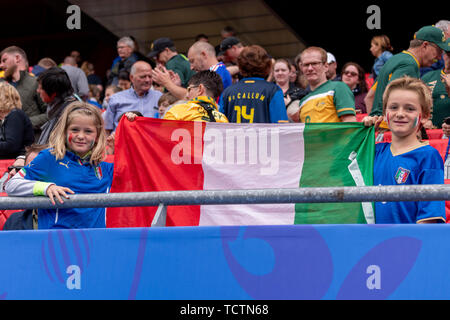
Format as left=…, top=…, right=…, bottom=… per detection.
left=210, top=62, right=232, bottom=90
left=218, top=77, right=288, bottom=123
left=374, top=142, right=445, bottom=224
left=24, top=149, right=114, bottom=229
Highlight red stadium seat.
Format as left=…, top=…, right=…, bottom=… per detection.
left=365, top=73, right=374, bottom=90
left=375, top=129, right=443, bottom=143
left=0, top=159, right=15, bottom=176
left=0, top=160, right=21, bottom=229
left=429, top=139, right=449, bottom=161
left=426, top=129, right=443, bottom=140
left=0, top=209, right=22, bottom=230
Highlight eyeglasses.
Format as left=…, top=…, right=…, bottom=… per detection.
left=8, top=165, right=23, bottom=173
left=343, top=70, right=359, bottom=77
left=300, top=61, right=323, bottom=69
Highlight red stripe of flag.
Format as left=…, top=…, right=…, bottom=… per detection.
left=106, top=118, right=205, bottom=228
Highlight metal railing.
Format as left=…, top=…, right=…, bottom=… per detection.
left=1, top=184, right=450, bottom=226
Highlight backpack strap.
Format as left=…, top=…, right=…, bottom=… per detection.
left=197, top=101, right=217, bottom=122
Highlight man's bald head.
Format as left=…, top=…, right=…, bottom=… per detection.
left=130, top=60, right=152, bottom=75
left=130, top=61, right=153, bottom=96
left=63, top=56, right=77, bottom=66
left=189, top=41, right=216, bottom=57
left=187, top=41, right=217, bottom=72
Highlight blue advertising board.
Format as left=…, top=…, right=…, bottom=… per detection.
left=0, top=224, right=448, bottom=300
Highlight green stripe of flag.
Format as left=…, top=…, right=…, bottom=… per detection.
left=295, top=123, right=375, bottom=224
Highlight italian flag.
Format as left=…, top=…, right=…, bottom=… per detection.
left=106, top=118, right=374, bottom=227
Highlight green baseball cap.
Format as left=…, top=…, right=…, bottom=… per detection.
left=414, top=26, right=450, bottom=52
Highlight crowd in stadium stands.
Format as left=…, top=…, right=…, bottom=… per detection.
left=0, top=21, right=449, bottom=229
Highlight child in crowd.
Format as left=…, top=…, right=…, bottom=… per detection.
left=87, top=84, right=103, bottom=109
left=157, top=92, right=178, bottom=118
left=363, top=76, right=445, bottom=223
left=5, top=102, right=114, bottom=229
left=102, top=85, right=122, bottom=109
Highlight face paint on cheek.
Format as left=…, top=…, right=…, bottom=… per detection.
left=413, top=114, right=422, bottom=131
left=90, top=140, right=96, bottom=149
left=67, top=133, right=73, bottom=145
left=386, top=112, right=391, bottom=127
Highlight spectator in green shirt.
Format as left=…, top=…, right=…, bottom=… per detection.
left=147, top=37, right=195, bottom=88
left=366, top=26, right=449, bottom=122
left=422, top=50, right=450, bottom=128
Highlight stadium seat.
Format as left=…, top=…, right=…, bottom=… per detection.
left=0, top=159, right=15, bottom=176
left=381, top=130, right=444, bottom=143
left=426, top=129, right=443, bottom=140
left=429, top=139, right=449, bottom=161
left=365, top=73, right=374, bottom=90
left=0, top=160, right=21, bottom=229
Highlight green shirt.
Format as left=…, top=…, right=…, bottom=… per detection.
left=165, top=54, right=196, bottom=88
left=422, top=69, right=450, bottom=128
left=370, top=51, right=420, bottom=116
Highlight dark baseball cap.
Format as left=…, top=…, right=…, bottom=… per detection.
left=218, top=37, right=241, bottom=55
left=414, top=26, right=450, bottom=52
left=147, top=37, right=175, bottom=58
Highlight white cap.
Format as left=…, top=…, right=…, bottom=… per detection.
left=327, top=52, right=336, bottom=64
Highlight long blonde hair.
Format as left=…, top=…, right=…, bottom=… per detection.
left=0, top=82, right=22, bottom=114
left=49, top=102, right=107, bottom=165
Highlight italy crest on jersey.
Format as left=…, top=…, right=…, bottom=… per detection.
left=395, top=167, right=410, bottom=184
left=94, top=166, right=103, bottom=180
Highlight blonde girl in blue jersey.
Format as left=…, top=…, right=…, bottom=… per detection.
left=6, top=102, right=114, bottom=229
left=364, top=76, right=445, bottom=223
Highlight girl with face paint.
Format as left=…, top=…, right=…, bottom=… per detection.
left=5, top=102, right=115, bottom=229
left=363, top=76, right=446, bottom=224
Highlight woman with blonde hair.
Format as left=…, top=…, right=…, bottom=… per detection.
left=0, top=82, right=34, bottom=159
left=5, top=102, right=114, bottom=229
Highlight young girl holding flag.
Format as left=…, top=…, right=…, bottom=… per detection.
left=6, top=102, right=114, bottom=229
left=364, top=76, right=445, bottom=224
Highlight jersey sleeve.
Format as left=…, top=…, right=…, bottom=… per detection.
left=5, top=150, right=54, bottom=197
left=23, top=149, right=53, bottom=181
left=268, top=88, right=288, bottom=123
left=334, top=82, right=356, bottom=118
